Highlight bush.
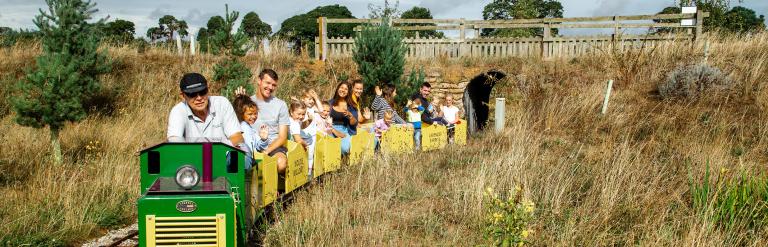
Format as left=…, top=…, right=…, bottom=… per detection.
left=658, top=63, right=732, bottom=99
left=483, top=186, right=535, bottom=246
left=352, top=18, right=407, bottom=98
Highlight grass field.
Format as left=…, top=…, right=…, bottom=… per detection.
left=1, top=32, right=768, bottom=246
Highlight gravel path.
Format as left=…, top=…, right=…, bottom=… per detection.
left=81, top=223, right=138, bottom=247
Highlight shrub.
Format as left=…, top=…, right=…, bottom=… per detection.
left=483, top=186, right=535, bottom=246
left=352, top=17, right=407, bottom=100
left=658, top=63, right=732, bottom=99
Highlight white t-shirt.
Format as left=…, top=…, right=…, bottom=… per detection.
left=289, top=118, right=302, bottom=136
left=167, top=96, right=241, bottom=141
left=442, top=105, right=460, bottom=123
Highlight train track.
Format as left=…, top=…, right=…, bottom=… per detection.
left=104, top=230, right=138, bottom=247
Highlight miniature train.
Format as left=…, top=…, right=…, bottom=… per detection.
left=137, top=121, right=467, bottom=246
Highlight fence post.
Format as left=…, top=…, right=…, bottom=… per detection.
left=189, top=30, right=196, bottom=56
left=317, top=17, right=328, bottom=61
left=601, top=80, right=614, bottom=115
left=542, top=23, right=551, bottom=59
left=175, top=33, right=183, bottom=56
left=495, top=98, right=505, bottom=134
left=459, top=18, right=466, bottom=41
left=695, top=9, right=704, bottom=41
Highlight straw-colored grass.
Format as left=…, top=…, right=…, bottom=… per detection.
left=1, top=32, right=767, bottom=246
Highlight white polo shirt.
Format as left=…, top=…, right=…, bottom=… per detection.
left=167, top=96, right=241, bottom=141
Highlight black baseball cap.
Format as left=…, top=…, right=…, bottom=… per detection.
left=179, top=73, right=208, bottom=94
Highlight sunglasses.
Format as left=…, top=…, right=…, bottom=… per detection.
left=184, top=89, right=208, bottom=98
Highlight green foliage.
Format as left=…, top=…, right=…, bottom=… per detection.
left=197, top=16, right=225, bottom=53
left=210, top=5, right=253, bottom=100
left=101, top=19, right=135, bottom=44
left=367, top=0, right=401, bottom=19
left=481, top=0, right=563, bottom=37
left=658, top=63, right=732, bottom=100
left=146, top=26, right=164, bottom=42
left=689, top=163, right=768, bottom=230
left=483, top=186, right=535, bottom=246
left=723, top=6, right=766, bottom=33
left=11, top=0, right=111, bottom=161
left=400, top=6, right=445, bottom=38
left=276, top=5, right=356, bottom=46
left=158, top=15, right=188, bottom=40
left=215, top=59, right=253, bottom=100
left=352, top=19, right=406, bottom=100
left=240, top=11, right=272, bottom=40
left=0, top=28, right=40, bottom=47
left=399, top=67, right=424, bottom=105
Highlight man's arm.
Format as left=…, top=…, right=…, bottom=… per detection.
left=264, top=125, right=288, bottom=153
left=167, top=105, right=185, bottom=141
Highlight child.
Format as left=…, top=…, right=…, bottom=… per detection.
left=429, top=96, right=449, bottom=125
left=441, top=95, right=461, bottom=143
left=406, top=98, right=424, bottom=150
left=233, top=95, right=270, bottom=170
left=301, top=89, right=323, bottom=122
left=314, top=101, right=346, bottom=137
left=289, top=100, right=316, bottom=176
left=374, top=110, right=395, bottom=151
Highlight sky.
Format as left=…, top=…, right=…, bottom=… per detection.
left=1, top=0, right=766, bottom=38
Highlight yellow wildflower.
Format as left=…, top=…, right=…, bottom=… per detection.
left=522, top=230, right=529, bottom=238
left=523, top=201, right=535, bottom=213
left=493, top=212, right=503, bottom=223
left=515, top=185, right=522, bottom=193
left=720, top=167, right=728, bottom=174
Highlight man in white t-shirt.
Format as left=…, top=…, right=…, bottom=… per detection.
left=167, top=73, right=244, bottom=147
left=237, top=69, right=290, bottom=173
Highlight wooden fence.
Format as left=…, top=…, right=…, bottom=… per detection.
left=315, top=11, right=708, bottom=60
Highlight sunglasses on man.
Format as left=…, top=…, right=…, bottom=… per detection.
left=184, top=89, right=208, bottom=98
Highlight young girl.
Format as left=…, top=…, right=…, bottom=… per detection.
left=289, top=100, right=317, bottom=174
left=315, top=101, right=346, bottom=137
left=301, top=89, right=323, bottom=122
left=233, top=95, right=270, bottom=170
left=374, top=110, right=395, bottom=151
left=441, top=95, right=461, bottom=143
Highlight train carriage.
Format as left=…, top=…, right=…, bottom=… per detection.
left=137, top=119, right=468, bottom=246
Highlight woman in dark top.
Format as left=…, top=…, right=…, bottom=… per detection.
left=329, top=81, right=357, bottom=154
left=371, top=84, right=406, bottom=124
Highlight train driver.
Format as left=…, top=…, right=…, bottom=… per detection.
left=167, top=72, right=245, bottom=148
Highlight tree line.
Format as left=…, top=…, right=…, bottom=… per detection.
left=2, top=0, right=765, bottom=49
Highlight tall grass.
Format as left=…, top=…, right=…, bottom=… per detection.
left=1, top=32, right=767, bottom=246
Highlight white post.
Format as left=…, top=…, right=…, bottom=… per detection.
left=190, top=30, right=196, bottom=56
left=262, top=37, right=271, bottom=56
left=601, top=80, right=614, bottom=115
left=703, top=40, right=710, bottom=63
left=175, top=32, right=183, bottom=56
left=495, top=98, right=505, bottom=134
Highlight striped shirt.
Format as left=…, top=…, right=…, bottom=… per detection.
left=370, top=95, right=406, bottom=124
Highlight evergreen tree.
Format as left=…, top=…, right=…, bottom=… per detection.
left=209, top=4, right=253, bottom=100
left=12, top=0, right=111, bottom=162
left=240, top=11, right=272, bottom=41
left=352, top=18, right=407, bottom=105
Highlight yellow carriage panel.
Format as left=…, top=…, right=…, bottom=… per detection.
left=256, top=152, right=278, bottom=207
left=381, top=126, right=414, bottom=155
left=350, top=129, right=375, bottom=165
left=315, top=134, right=342, bottom=173
left=454, top=119, right=467, bottom=146
left=311, top=133, right=325, bottom=179
left=285, top=141, right=308, bottom=193
left=422, top=124, right=448, bottom=151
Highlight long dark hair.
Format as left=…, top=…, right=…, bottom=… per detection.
left=382, top=83, right=398, bottom=111
left=331, top=81, right=354, bottom=108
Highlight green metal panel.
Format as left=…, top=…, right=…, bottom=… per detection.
left=138, top=194, right=242, bottom=246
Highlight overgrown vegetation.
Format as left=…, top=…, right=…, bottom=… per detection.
left=658, top=63, right=732, bottom=99
left=689, top=163, right=768, bottom=231
left=352, top=16, right=407, bottom=104
left=209, top=4, right=254, bottom=100
left=483, top=186, right=536, bottom=246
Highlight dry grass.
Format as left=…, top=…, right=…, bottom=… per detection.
left=1, top=33, right=767, bottom=246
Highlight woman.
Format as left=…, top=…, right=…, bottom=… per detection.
left=329, top=81, right=358, bottom=154
left=350, top=79, right=372, bottom=129
left=371, top=83, right=406, bottom=124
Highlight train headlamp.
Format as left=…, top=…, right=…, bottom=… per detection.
left=175, top=165, right=200, bottom=190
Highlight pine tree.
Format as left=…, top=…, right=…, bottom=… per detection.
left=12, top=0, right=111, bottom=163
left=210, top=4, right=253, bottom=100
left=352, top=17, right=407, bottom=105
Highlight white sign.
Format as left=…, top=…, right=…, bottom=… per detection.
left=681, top=6, right=697, bottom=26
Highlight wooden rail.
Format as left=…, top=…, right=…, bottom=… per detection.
left=315, top=11, right=708, bottom=60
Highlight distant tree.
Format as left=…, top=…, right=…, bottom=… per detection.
left=0, top=28, right=41, bottom=47
left=146, top=26, right=164, bottom=42
left=209, top=5, right=253, bottom=100
left=400, top=6, right=444, bottom=38
left=206, top=15, right=226, bottom=34
left=724, top=6, right=765, bottom=33
left=197, top=16, right=225, bottom=53
left=653, top=6, right=682, bottom=34
left=276, top=5, right=356, bottom=50
left=0, top=27, right=11, bottom=35
left=368, top=0, right=401, bottom=19
left=12, top=0, right=111, bottom=163
left=240, top=11, right=272, bottom=41
left=102, top=19, right=135, bottom=43
left=158, top=15, right=188, bottom=41
left=481, top=0, right=563, bottom=37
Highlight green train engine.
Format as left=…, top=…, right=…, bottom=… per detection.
left=137, top=139, right=253, bottom=247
